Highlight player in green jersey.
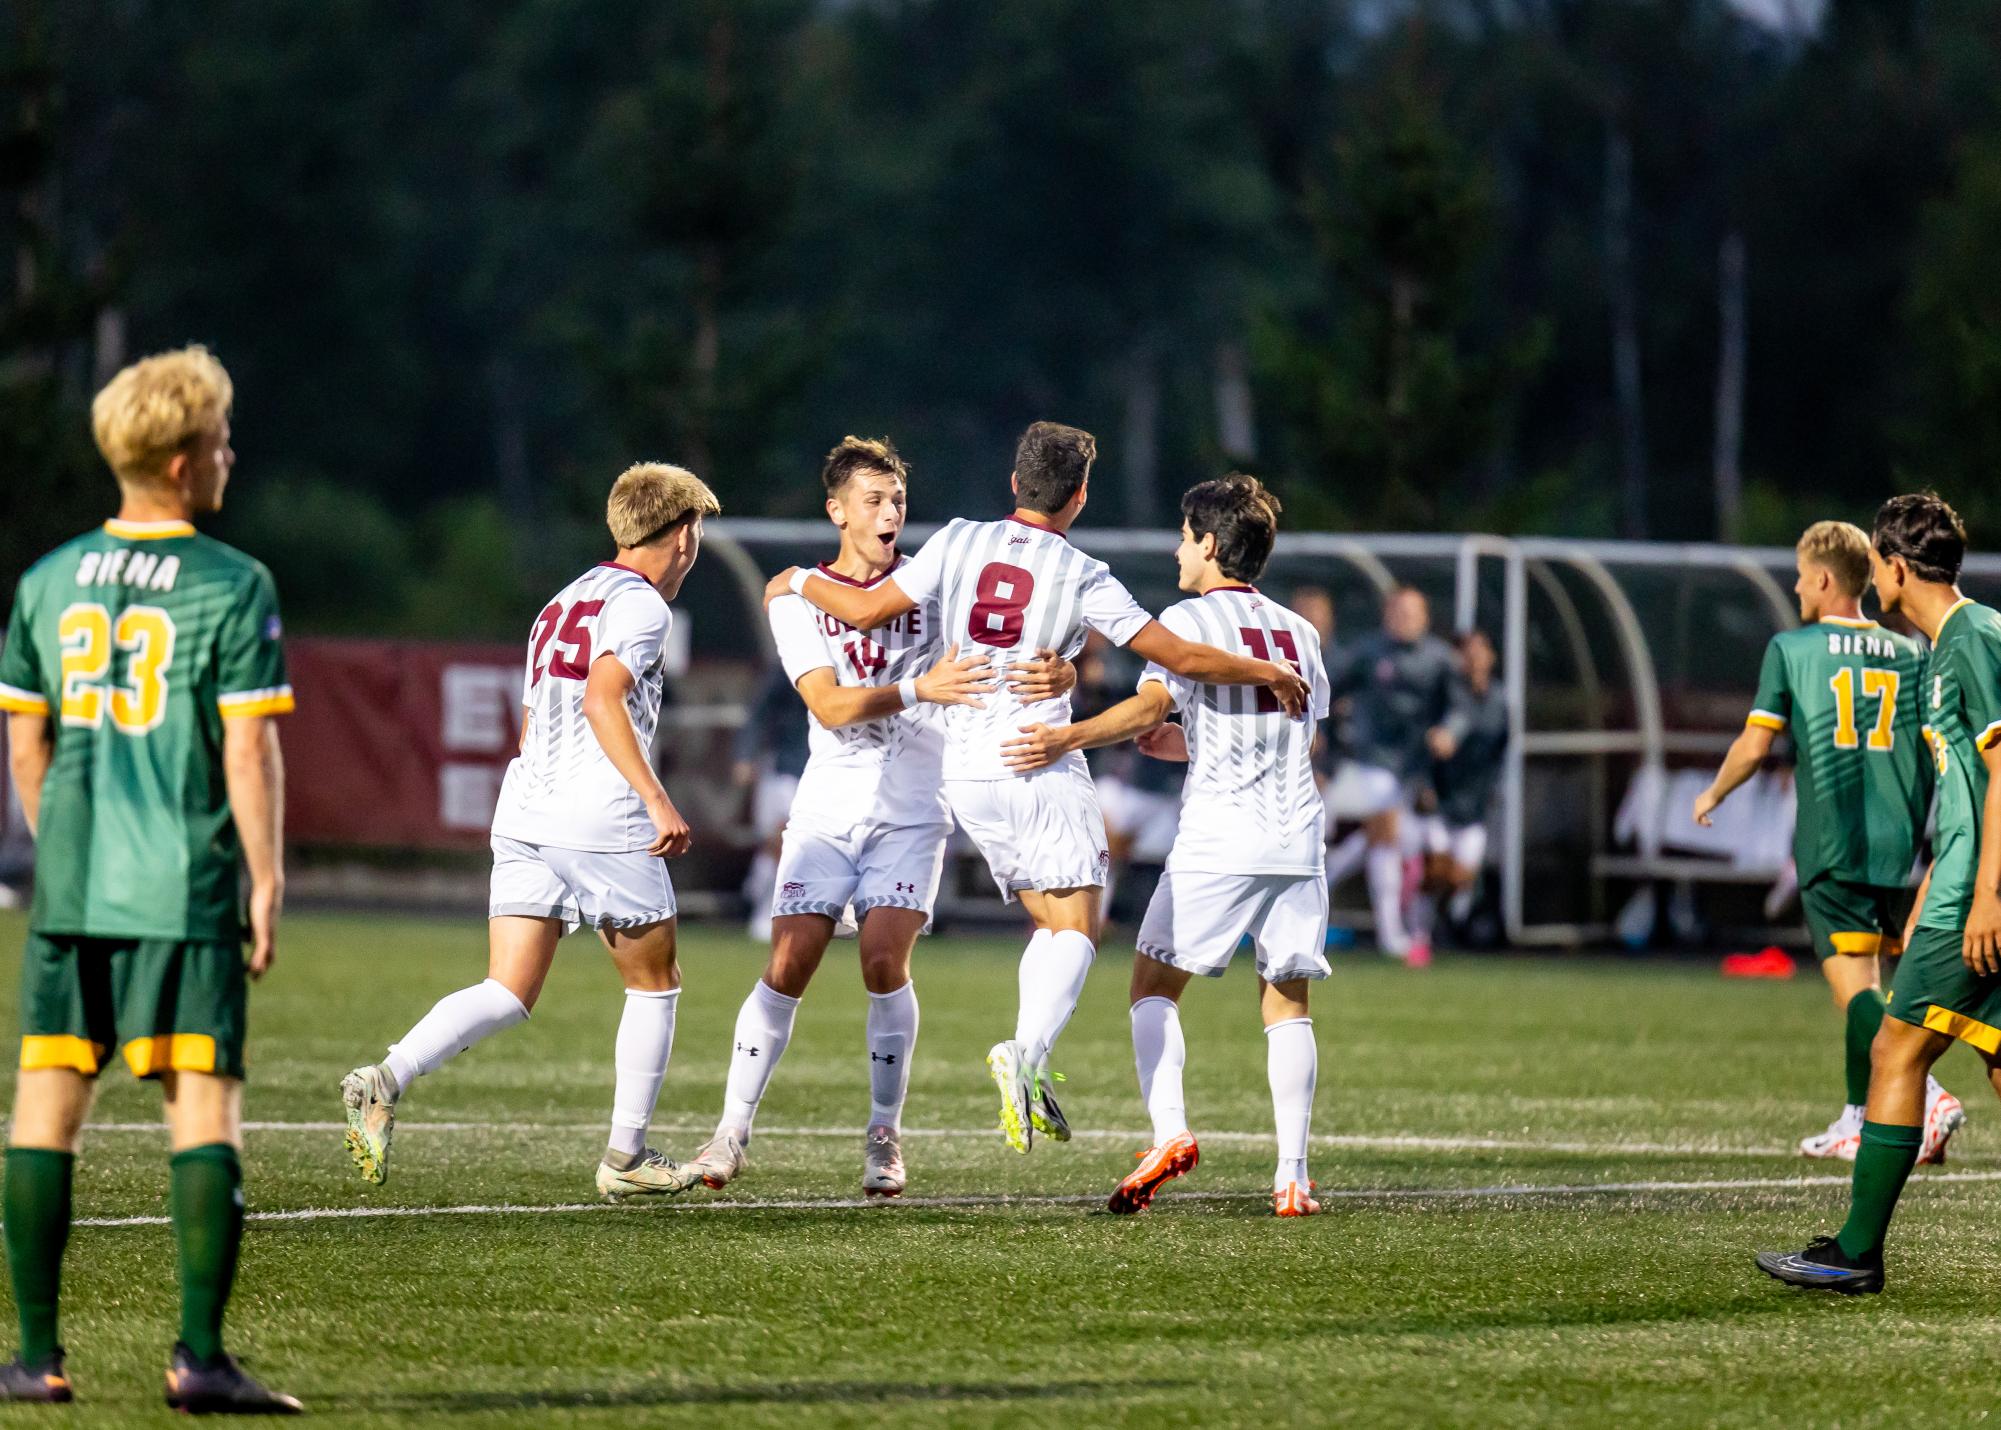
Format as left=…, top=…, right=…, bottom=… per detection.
left=1694, top=521, right=1956, bottom=1164
left=0, top=348, right=301, bottom=1410
left=1760, top=493, right=2001, bottom=1295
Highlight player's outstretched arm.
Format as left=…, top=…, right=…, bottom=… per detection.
left=1963, top=741, right=2001, bottom=975
left=581, top=653, right=690, bottom=858
left=1125, top=620, right=1309, bottom=717
left=222, top=714, right=286, bottom=978
left=793, top=644, right=996, bottom=730
left=1002, top=683, right=1176, bottom=774
left=6, top=712, right=52, bottom=835
left=763, top=566, right=918, bottom=633
left=1692, top=722, right=1776, bottom=826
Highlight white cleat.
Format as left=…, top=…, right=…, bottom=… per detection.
left=340, top=1064, right=398, bottom=1185
left=862, top=1124, right=906, bottom=1198
left=685, top=1131, right=749, bottom=1191
left=986, top=1040, right=1033, bottom=1153
left=1799, top=1103, right=1865, bottom=1161
left=1920, top=1080, right=1966, bottom=1166
left=596, top=1148, right=699, bottom=1201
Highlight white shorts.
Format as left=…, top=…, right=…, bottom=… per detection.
left=1423, top=819, right=1488, bottom=872
left=1097, top=775, right=1180, bottom=863
left=1323, top=762, right=1404, bottom=822
left=947, top=766, right=1109, bottom=902
left=489, top=836, right=676, bottom=934
left=1136, top=871, right=1331, bottom=983
left=753, top=772, right=801, bottom=839
left=773, top=819, right=950, bottom=928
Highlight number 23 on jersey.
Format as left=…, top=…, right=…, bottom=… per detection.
left=58, top=601, right=176, bottom=735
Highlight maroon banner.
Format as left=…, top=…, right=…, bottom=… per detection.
left=285, top=638, right=523, bottom=849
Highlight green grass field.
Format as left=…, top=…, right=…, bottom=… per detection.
left=2, top=908, right=1999, bottom=1427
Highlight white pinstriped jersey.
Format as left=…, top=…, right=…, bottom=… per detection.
left=768, top=556, right=948, bottom=832
left=1141, top=587, right=1331, bottom=875
left=893, top=516, right=1152, bottom=780
left=491, top=563, right=672, bottom=852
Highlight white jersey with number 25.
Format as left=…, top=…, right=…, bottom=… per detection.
left=892, top=515, right=1151, bottom=780
left=491, top=562, right=673, bottom=853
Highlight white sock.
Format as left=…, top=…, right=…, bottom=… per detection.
left=865, top=981, right=919, bottom=1131
left=1266, top=1016, right=1316, bottom=1191
left=1015, top=928, right=1095, bottom=1068
left=383, top=978, right=528, bottom=1094
left=720, top=979, right=799, bottom=1139
left=607, top=987, right=679, bottom=1159
left=1325, top=828, right=1368, bottom=887
left=1366, top=845, right=1409, bottom=953
left=1130, top=996, right=1189, bottom=1145
left=1447, top=881, right=1476, bottom=924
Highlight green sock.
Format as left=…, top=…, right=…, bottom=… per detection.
left=170, top=1144, right=243, bottom=1363
left=4, top=1149, right=74, bottom=1366
left=1843, top=989, right=1887, bottom=1106
left=1835, top=1120, right=1922, bottom=1260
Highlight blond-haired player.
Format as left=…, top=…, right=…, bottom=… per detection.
left=0, top=347, right=301, bottom=1410
left=340, top=463, right=720, bottom=1201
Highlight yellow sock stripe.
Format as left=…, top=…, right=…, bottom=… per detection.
left=1922, top=1006, right=2001, bottom=1056
left=120, top=1034, right=218, bottom=1077
left=20, top=1035, right=104, bottom=1074
left=1829, top=931, right=1887, bottom=957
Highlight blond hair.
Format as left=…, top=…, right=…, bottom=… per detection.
left=90, top=345, right=233, bottom=485
left=1798, top=519, right=1871, bottom=597
left=607, top=463, right=721, bottom=548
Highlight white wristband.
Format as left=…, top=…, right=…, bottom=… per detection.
left=898, top=676, right=920, bottom=709
left=788, top=567, right=812, bottom=597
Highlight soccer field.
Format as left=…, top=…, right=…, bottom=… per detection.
left=3, top=910, right=2000, bottom=1427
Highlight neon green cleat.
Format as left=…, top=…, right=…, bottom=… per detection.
left=987, top=1040, right=1032, bottom=1153
left=1029, top=1063, right=1071, bottom=1142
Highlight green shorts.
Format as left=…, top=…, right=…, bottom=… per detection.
left=17, top=932, right=247, bottom=1080
left=1886, top=926, right=2001, bottom=1056
left=1799, top=876, right=1909, bottom=962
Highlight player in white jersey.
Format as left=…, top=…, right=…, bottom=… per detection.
left=1004, top=475, right=1331, bottom=1217
left=680, top=438, right=1074, bottom=1197
left=766, top=422, right=1310, bottom=1154
left=338, top=464, right=720, bottom=1201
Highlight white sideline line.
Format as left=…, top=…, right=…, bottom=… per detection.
left=65, top=1169, right=2001, bottom=1230
left=78, top=1120, right=1809, bottom=1160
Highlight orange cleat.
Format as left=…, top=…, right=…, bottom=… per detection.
left=1272, top=1180, right=1321, bottom=1217
left=1106, top=1132, right=1199, bottom=1215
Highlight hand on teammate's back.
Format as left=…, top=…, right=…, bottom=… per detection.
left=916, top=643, right=995, bottom=709
left=646, top=794, right=692, bottom=858
left=1135, top=723, right=1188, bottom=763
left=1005, top=649, right=1073, bottom=701
left=764, top=568, right=800, bottom=609
left=1267, top=663, right=1310, bottom=718
left=1000, top=723, right=1069, bottom=773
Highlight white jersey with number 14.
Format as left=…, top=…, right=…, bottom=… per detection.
left=891, top=515, right=1152, bottom=780
left=491, top=562, right=672, bottom=853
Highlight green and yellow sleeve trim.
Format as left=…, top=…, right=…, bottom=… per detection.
left=1977, top=719, right=2001, bottom=752
left=217, top=685, right=295, bottom=718
left=1746, top=709, right=1785, bottom=731
left=0, top=680, right=49, bottom=715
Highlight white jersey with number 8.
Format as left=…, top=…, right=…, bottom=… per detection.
left=491, top=562, right=673, bottom=852
left=892, top=516, right=1151, bottom=780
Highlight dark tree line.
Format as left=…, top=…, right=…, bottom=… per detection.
left=7, top=0, right=2001, bottom=633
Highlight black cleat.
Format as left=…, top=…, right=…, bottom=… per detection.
left=0, top=1348, right=73, bottom=1403
left=164, top=1342, right=303, bottom=1415
left=1755, top=1235, right=1885, bottom=1295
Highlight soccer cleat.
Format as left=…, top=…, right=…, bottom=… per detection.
left=1028, top=1063, right=1072, bottom=1143
left=1755, top=1236, right=1884, bottom=1295
left=1799, top=1103, right=1865, bottom=1161
left=986, top=1040, right=1032, bottom=1154
left=0, top=1349, right=72, bottom=1403
left=1404, top=935, right=1433, bottom=970
left=685, top=1131, right=748, bottom=1191
left=596, top=1148, right=698, bottom=1201
left=1920, top=1083, right=1966, bottom=1166
left=1106, top=1132, right=1199, bottom=1215
left=862, top=1125, right=906, bottom=1198
left=164, top=1342, right=303, bottom=1415
left=340, top=1063, right=397, bottom=1186
left=1273, top=1180, right=1322, bottom=1218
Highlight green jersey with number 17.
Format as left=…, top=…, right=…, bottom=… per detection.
left=0, top=519, right=293, bottom=941
left=1748, top=615, right=1931, bottom=888
left=1916, top=599, right=2001, bottom=934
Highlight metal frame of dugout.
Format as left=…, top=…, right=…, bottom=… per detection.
left=706, top=520, right=2001, bottom=950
